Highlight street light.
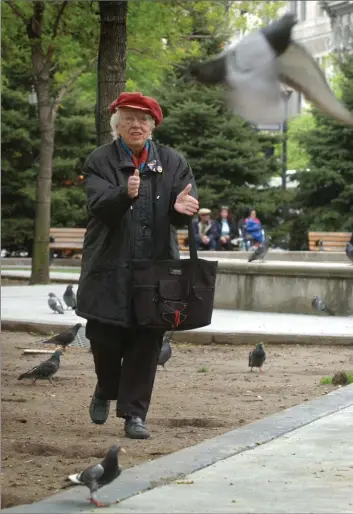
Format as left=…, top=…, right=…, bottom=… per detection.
left=281, top=87, right=293, bottom=191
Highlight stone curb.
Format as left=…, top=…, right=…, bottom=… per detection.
left=2, top=319, right=353, bottom=346
left=3, top=385, right=353, bottom=514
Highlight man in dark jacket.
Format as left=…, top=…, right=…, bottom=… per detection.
left=76, top=92, right=199, bottom=439
left=192, top=208, right=218, bottom=250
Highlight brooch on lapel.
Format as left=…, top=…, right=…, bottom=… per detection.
left=147, top=160, right=163, bottom=173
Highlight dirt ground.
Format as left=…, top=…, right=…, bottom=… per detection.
left=1, top=331, right=352, bottom=509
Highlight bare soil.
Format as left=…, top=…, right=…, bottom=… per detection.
left=1, top=331, right=352, bottom=509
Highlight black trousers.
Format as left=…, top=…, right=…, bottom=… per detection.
left=86, top=320, right=163, bottom=421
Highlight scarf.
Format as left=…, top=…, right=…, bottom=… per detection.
left=120, top=137, right=150, bottom=173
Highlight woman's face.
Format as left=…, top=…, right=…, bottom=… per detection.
left=250, top=210, right=256, bottom=219
left=221, top=209, right=228, bottom=219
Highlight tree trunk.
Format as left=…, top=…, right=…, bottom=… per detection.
left=29, top=1, right=54, bottom=284
left=30, top=82, right=55, bottom=284
left=96, top=1, right=127, bottom=146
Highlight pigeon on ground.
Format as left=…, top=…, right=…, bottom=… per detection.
left=189, top=13, right=353, bottom=127
left=66, top=444, right=126, bottom=508
left=311, top=296, right=335, bottom=316
left=63, top=285, right=77, bottom=309
left=41, top=323, right=82, bottom=351
left=18, top=350, right=63, bottom=385
left=249, top=343, right=266, bottom=373
left=48, top=292, right=65, bottom=314
left=158, top=334, right=172, bottom=370
left=248, top=237, right=270, bottom=263
left=346, top=243, right=353, bottom=264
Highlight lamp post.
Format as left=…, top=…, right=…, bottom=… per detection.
left=28, top=84, right=38, bottom=114
left=281, top=88, right=293, bottom=191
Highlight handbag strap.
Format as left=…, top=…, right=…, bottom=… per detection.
left=150, top=162, right=198, bottom=262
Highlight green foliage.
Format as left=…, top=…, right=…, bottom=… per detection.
left=294, top=54, right=353, bottom=231
left=1, top=70, right=95, bottom=250
left=277, top=111, right=316, bottom=171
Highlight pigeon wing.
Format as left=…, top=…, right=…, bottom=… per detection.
left=248, top=246, right=263, bottom=262
left=19, top=359, right=58, bottom=380
left=277, top=41, right=353, bottom=127
left=80, top=464, right=105, bottom=494
left=248, top=350, right=253, bottom=367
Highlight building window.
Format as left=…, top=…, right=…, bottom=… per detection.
left=300, top=1, right=307, bottom=21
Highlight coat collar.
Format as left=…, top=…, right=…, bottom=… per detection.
left=113, top=139, right=163, bottom=174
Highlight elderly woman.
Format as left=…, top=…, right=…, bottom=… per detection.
left=76, top=92, right=199, bottom=439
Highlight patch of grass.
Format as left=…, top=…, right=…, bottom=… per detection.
left=320, top=373, right=353, bottom=386
left=197, top=366, right=208, bottom=373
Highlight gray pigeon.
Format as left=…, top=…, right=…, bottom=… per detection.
left=66, top=444, right=126, bottom=508
left=48, top=292, right=64, bottom=314
left=189, top=13, right=353, bottom=127
left=41, top=323, right=82, bottom=351
left=18, top=350, right=63, bottom=385
left=312, top=296, right=335, bottom=316
left=158, top=334, right=172, bottom=370
left=63, top=285, right=77, bottom=309
left=248, top=237, right=270, bottom=263
left=345, top=243, right=353, bottom=264
left=249, top=343, right=266, bottom=372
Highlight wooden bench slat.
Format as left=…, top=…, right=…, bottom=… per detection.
left=308, top=231, right=350, bottom=252
left=50, top=227, right=189, bottom=252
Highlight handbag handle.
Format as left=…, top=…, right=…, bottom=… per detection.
left=187, top=220, right=198, bottom=261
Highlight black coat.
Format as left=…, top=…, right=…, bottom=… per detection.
left=76, top=140, right=197, bottom=327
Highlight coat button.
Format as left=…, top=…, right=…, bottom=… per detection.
left=141, top=174, right=148, bottom=179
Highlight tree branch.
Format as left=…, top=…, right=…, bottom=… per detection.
left=51, top=57, right=97, bottom=117
left=4, top=0, right=27, bottom=24
left=52, top=0, right=69, bottom=39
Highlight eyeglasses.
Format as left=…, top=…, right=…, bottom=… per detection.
left=120, top=114, right=150, bottom=125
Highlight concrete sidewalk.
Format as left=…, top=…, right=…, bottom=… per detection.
left=95, top=404, right=353, bottom=513
left=3, top=385, right=353, bottom=514
left=2, top=284, right=353, bottom=344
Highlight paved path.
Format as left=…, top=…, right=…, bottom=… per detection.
left=2, top=284, right=353, bottom=343
left=3, top=385, right=353, bottom=514
left=93, top=405, right=353, bottom=514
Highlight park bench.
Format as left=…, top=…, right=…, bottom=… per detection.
left=308, top=231, right=351, bottom=252
left=50, top=227, right=189, bottom=257
left=49, top=228, right=85, bottom=258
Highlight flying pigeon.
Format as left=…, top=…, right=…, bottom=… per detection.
left=63, top=285, right=77, bottom=309
left=158, top=334, right=172, bottom=370
left=41, top=323, right=82, bottom=351
left=189, top=13, right=353, bottom=127
left=346, top=243, right=353, bottom=264
left=248, top=237, right=270, bottom=263
left=66, top=444, right=126, bottom=508
left=311, top=296, right=335, bottom=316
left=48, top=292, right=65, bottom=314
left=18, top=350, right=63, bottom=385
left=249, top=343, right=266, bottom=373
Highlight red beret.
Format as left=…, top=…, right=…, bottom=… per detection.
left=109, top=92, right=163, bottom=127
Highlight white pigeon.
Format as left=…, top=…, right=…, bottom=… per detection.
left=189, top=13, right=353, bottom=127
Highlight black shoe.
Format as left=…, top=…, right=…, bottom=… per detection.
left=89, top=386, right=111, bottom=425
left=124, top=416, right=150, bottom=439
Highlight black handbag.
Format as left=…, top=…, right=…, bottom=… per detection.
left=113, top=141, right=218, bottom=331
left=131, top=222, right=218, bottom=331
